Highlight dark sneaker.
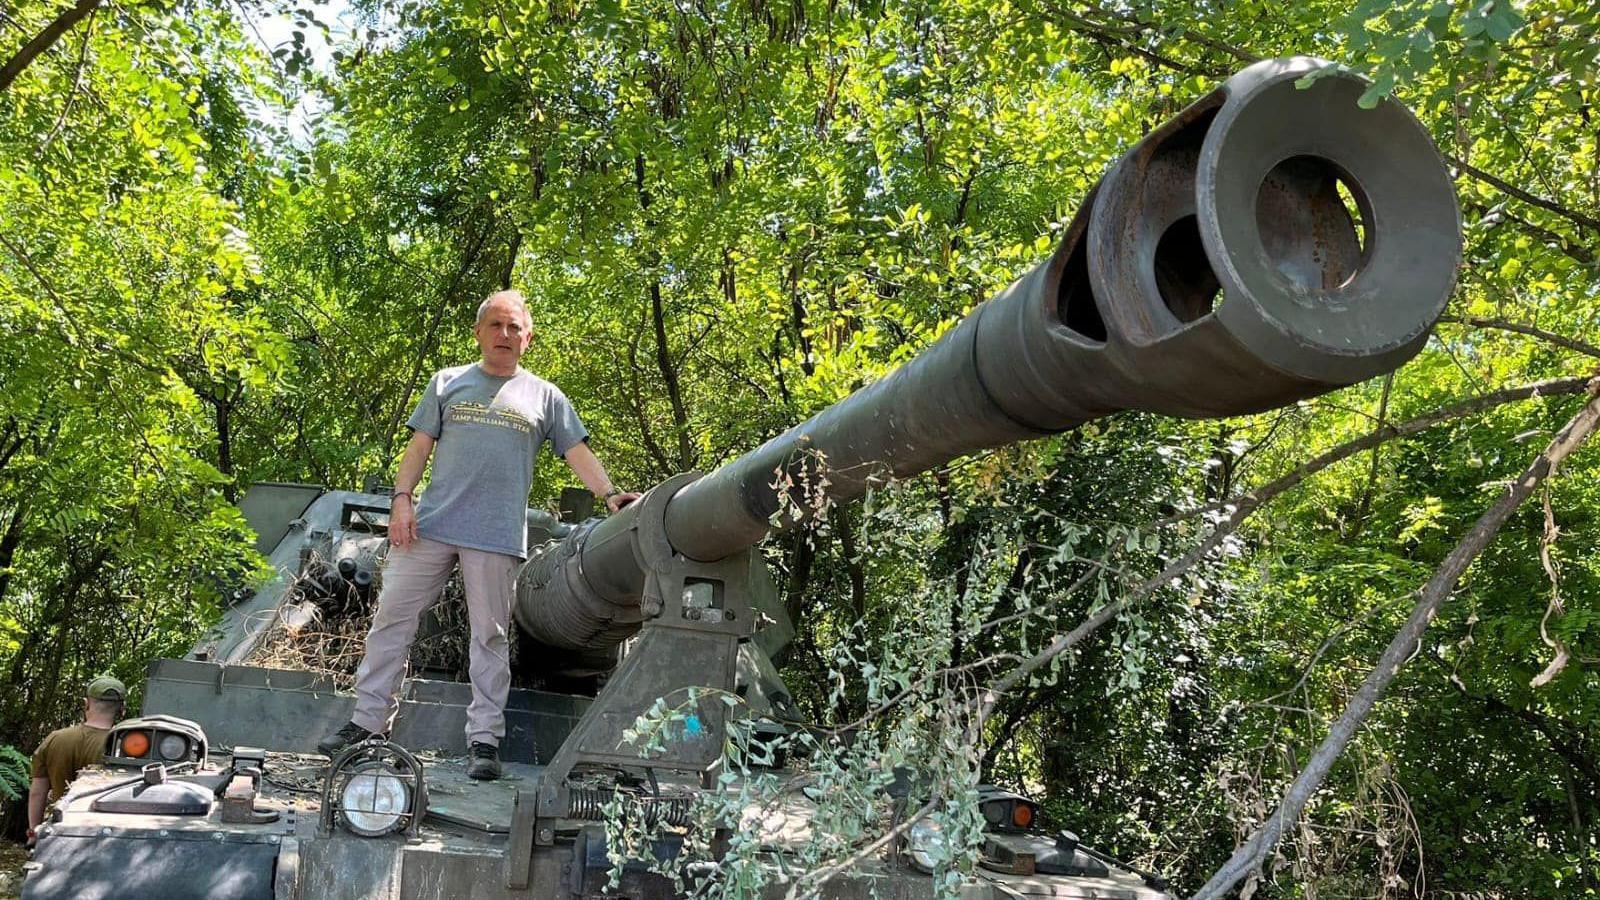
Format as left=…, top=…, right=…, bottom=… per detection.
left=316, top=722, right=385, bottom=757
left=466, top=741, right=502, bottom=780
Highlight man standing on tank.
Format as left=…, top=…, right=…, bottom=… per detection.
left=317, top=290, right=639, bottom=780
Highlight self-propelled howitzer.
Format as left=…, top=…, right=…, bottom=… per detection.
left=22, top=57, right=1462, bottom=900
left=509, top=55, right=1460, bottom=841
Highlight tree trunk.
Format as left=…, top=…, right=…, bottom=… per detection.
left=499, top=229, right=521, bottom=290
left=3, top=544, right=110, bottom=742
left=833, top=507, right=866, bottom=624
left=0, top=500, right=27, bottom=606
left=783, top=526, right=817, bottom=627
left=623, top=315, right=674, bottom=476
left=213, top=393, right=236, bottom=503
left=649, top=277, right=693, bottom=468
left=634, top=154, right=693, bottom=468
left=383, top=215, right=495, bottom=457
left=0, top=419, right=25, bottom=475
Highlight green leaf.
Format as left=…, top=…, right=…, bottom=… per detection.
left=1358, top=72, right=1397, bottom=109
left=1484, top=7, right=1524, bottom=43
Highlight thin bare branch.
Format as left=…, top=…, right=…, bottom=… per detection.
left=1530, top=486, right=1570, bottom=688
left=785, top=799, right=937, bottom=900
left=1452, top=155, right=1600, bottom=234
left=1440, top=314, right=1600, bottom=360
left=1167, top=376, right=1594, bottom=526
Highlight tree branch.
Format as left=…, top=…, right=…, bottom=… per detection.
left=1464, top=199, right=1594, bottom=266
left=381, top=213, right=495, bottom=457
left=0, top=0, right=101, bottom=93
left=977, top=375, right=1594, bottom=733
left=635, top=153, right=694, bottom=469
left=623, top=312, right=674, bottom=476
left=1452, top=155, right=1600, bottom=234
left=786, top=799, right=937, bottom=900
left=1439, top=315, right=1600, bottom=360
left=1470, top=689, right=1599, bottom=790
left=1349, top=372, right=1394, bottom=534
left=40, top=5, right=94, bottom=154
left=1170, top=376, right=1594, bottom=525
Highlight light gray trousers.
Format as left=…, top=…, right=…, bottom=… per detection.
left=350, top=536, right=518, bottom=747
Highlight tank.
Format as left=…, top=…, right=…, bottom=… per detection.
left=22, top=57, right=1460, bottom=900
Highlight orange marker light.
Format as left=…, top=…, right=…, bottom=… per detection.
left=122, top=731, right=150, bottom=758
left=1011, top=803, right=1034, bottom=829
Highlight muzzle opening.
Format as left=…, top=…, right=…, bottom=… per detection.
left=1254, top=154, right=1372, bottom=298
left=1055, top=237, right=1108, bottom=344
left=1153, top=214, right=1221, bottom=324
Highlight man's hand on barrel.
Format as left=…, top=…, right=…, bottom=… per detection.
left=605, top=490, right=642, bottom=513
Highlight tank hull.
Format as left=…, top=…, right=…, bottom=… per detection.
left=24, top=663, right=1167, bottom=900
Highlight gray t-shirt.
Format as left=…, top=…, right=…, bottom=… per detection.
left=407, top=364, right=588, bottom=558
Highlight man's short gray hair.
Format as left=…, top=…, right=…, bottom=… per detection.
left=477, top=290, right=533, bottom=328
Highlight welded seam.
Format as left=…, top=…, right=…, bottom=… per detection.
left=967, top=299, right=1060, bottom=436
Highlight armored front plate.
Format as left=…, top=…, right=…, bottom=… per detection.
left=142, top=659, right=585, bottom=763
left=23, top=833, right=279, bottom=900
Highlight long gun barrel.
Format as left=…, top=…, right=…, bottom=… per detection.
left=516, top=57, right=1461, bottom=655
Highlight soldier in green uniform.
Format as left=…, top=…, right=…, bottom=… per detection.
left=26, top=675, right=126, bottom=846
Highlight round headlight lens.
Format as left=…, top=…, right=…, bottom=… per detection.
left=906, top=817, right=949, bottom=873
left=157, top=733, right=188, bottom=761
left=339, top=762, right=411, bottom=837
left=121, top=731, right=150, bottom=758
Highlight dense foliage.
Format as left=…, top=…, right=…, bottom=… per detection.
left=2, top=0, right=1597, bottom=895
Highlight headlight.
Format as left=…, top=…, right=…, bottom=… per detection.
left=121, top=731, right=150, bottom=758
left=906, top=817, right=949, bottom=873
left=158, top=733, right=189, bottom=761
left=977, top=786, right=1039, bottom=833
left=104, top=715, right=208, bottom=768
left=320, top=741, right=427, bottom=839
left=1010, top=802, right=1033, bottom=829
left=339, top=762, right=411, bottom=837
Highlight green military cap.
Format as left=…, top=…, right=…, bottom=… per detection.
left=85, top=675, right=126, bottom=701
